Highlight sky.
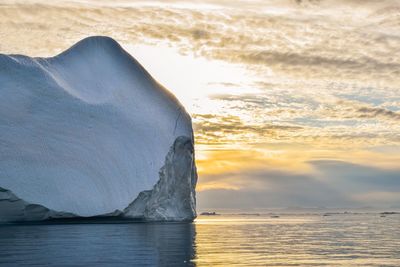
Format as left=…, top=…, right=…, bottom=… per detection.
left=1, top=0, right=399, bottom=210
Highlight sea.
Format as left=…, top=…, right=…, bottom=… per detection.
left=0, top=213, right=399, bottom=266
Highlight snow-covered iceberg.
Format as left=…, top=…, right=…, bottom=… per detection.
left=0, top=36, right=197, bottom=222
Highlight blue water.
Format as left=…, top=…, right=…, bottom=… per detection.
left=0, top=213, right=399, bottom=266
left=0, top=222, right=194, bottom=266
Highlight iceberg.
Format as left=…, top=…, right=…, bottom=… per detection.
left=0, top=36, right=197, bottom=222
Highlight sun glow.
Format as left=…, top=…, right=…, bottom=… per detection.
left=126, top=43, right=257, bottom=115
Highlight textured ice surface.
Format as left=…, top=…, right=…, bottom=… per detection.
left=0, top=187, right=75, bottom=222
left=124, top=136, right=197, bottom=221
left=0, top=36, right=196, bottom=221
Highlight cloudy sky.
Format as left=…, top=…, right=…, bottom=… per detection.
left=1, top=0, right=399, bottom=210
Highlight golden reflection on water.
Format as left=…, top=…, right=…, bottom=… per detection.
left=192, top=214, right=400, bottom=267
left=195, top=216, right=315, bottom=225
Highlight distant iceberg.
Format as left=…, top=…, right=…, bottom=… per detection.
left=0, top=36, right=197, bottom=222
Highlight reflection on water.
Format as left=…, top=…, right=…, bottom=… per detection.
left=0, top=222, right=195, bottom=266
left=194, top=214, right=400, bottom=266
left=0, top=214, right=399, bottom=266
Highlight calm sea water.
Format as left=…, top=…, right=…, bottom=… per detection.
left=0, top=213, right=399, bottom=266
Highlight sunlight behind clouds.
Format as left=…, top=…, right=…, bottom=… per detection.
left=125, top=43, right=258, bottom=114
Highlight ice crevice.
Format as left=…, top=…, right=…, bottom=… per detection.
left=123, top=136, right=197, bottom=221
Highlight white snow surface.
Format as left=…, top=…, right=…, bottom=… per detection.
left=0, top=36, right=194, bottom=217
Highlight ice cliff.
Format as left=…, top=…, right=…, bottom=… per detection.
left=0, top=36, right=197, bottom=222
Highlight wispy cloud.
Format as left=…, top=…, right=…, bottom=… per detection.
left=193, top=114, right=302, bottom=144
left=198, top=159, right=400, bottom=209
